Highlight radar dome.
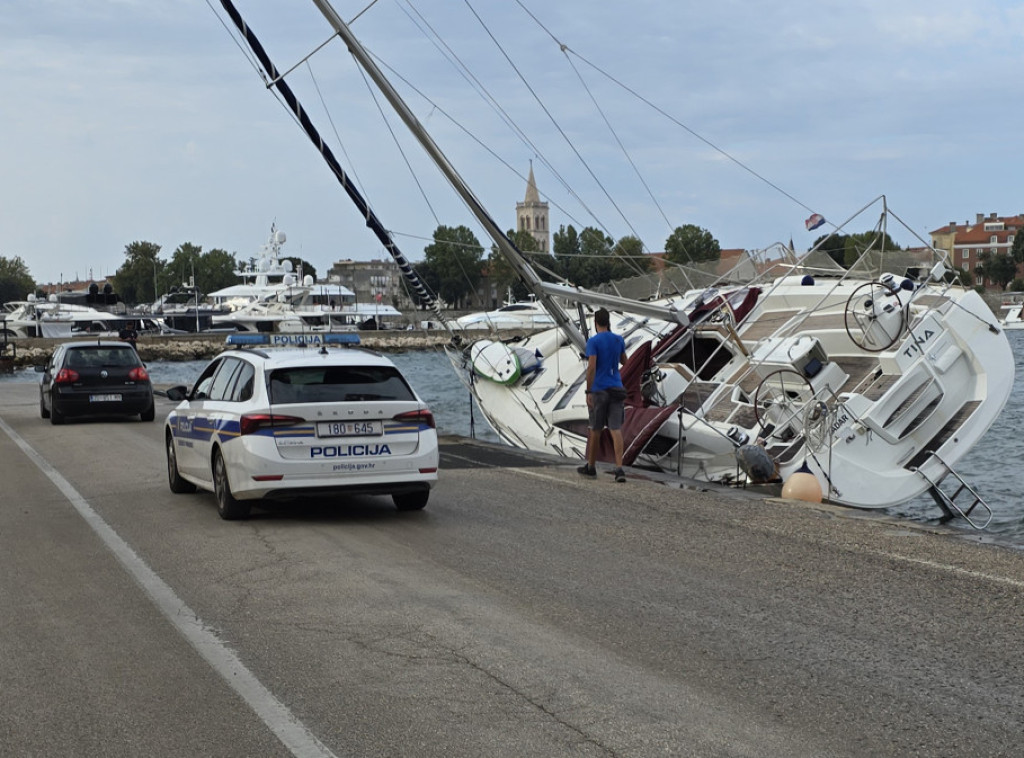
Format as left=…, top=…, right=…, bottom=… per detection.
left=273, top=230, right=287, bottom=244
left=283, top=260, right=294, bottom=273
left=303, top=275, right=314, bottom=286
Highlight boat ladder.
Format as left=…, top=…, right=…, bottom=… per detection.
left=912, top=451, right=993, bottom=530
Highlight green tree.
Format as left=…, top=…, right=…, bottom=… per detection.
left=955, top=267, right=975, bottom=288
left=0, top=255, right=37, bottom=304
left=423, top=225, right=484, bottom=308
left=408, top=260, right=439, bottom=308
left=1012, top=231, right=1024, bottom=265
left=664, top=224, right=721, bottom=265
left=165, top=243, right=239, bottom=295
left=610, top=235, right=649, bottom=280
left=489, top=230, right=544, bottom=303
left=975, top=251, right=1018, bottom=290
left=164, top=242, right=203, bottom=294
left=812, top=233, right=849, bottom=268
left=842, top=231, right=902, bottom=267
left=578, top=227, right=616, bottom=287
left=112, top=241, right=163, bottom=305
left=552, top=224, right=582, bottom=283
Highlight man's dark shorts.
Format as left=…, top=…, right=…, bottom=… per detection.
left=589, top=388, right=626, bottom=431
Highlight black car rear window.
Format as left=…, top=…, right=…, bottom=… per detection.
left=269, top=366, right=415, bottom=404
left=66, top=347, right=140, bottom=368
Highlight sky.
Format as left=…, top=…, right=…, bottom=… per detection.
left=3, top=0, right=1024, bottom=287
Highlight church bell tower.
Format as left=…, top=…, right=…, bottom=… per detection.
left=516, top=163, right=549, bottom=253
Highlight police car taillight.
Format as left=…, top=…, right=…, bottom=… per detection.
left=239, top=413, right=305, bottom=436
left=393, top=408, right=435, bottom=429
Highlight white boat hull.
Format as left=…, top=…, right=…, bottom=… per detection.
left=456, top=276, right=1014, bottom=511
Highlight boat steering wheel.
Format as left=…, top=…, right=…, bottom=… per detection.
left=752, top=369, right=815, bottom=436
left=843, top=281, right=907, bottom=352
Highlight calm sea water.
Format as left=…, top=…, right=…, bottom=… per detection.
left=5, top=342, right=1022, bottom=542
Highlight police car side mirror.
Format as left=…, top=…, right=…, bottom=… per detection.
left=164, top=385, right=188, bottom=402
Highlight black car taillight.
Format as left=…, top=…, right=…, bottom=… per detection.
left=128, top=366, right=150, bottom=381
left=239, top=413, right=304, bottom=436
left=54, top=368, right=79, bottom=384
left=393, top=408, right=435, bottom=429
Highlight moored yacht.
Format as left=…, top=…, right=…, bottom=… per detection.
left=454, top=295, right=556, bottom=331
left=1, top=294, right=162, bottom=339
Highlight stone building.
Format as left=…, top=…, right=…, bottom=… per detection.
left=325, top=258, right=415, bottom=310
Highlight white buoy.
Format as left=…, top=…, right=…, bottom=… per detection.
left=781, top=461, right=822, bottom=503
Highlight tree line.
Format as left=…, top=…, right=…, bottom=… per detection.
left=5, top=222, right=1018, bottom=312
left=110, top=241, right=320, bottom=305
left=0, top=241, right=320, bottom=307
left=412, top=222, right=721, bottom=308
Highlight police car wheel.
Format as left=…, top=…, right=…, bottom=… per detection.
left=393, top=491, right=429, bottom=511
left=166, top=432, right=197, bottom=494
left=213, top=450, right=250, bottom=520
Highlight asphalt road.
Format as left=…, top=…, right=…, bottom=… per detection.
left=1, top=383, right=1022, bottom=757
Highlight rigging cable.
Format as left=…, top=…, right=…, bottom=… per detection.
left=461, top=0, right=645, bottom=253
left=512, top=0, right=818, bottom=219
left=395, top=1, right=593, bottom=224
left=215, top=0, right=458, bottom=339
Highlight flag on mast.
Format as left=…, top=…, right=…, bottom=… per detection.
left=805, top=213, right=825, bottom=231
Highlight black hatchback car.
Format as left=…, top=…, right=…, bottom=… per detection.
left=38, top=341, right=155, bottom=424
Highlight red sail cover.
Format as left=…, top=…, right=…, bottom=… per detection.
left=593, top=403, right=679, bottom=466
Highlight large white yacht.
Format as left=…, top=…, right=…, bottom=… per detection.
left=1, top=294, right=161, bottom=339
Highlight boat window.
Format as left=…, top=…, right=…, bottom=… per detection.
left=522, top=367, right=545, bottom=388
left=554, top=372, right=587, bottom=411
left=269, top=365, right=416, bottom=404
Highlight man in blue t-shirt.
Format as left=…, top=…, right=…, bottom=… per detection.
left=577, top=308, right=627, bottom=482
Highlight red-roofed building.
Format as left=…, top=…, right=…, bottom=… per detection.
left=930, top=212, right=1024, bottom=288
left=647, top=248, right=747, bottom=276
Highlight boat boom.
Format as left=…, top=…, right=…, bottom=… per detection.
left=536, top=282, right=691, bottom=327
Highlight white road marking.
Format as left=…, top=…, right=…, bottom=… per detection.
left=0, top=418, right=339, bottom=758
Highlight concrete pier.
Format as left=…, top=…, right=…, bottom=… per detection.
left=0, top=328, right=542, bottom=367
left=1, top=382, right=1022, bottom=757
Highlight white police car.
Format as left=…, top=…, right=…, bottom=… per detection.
left=164, top=334, right=438, bottom=519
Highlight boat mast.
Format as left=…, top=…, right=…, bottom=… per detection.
left=308, top=0, right=589, bottom=352
left=218, top=0, right=456, bottom=336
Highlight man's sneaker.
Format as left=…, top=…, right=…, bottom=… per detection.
left=577, top=463, right=596, bottom=477
left=613, top=468, right=626, bottom=483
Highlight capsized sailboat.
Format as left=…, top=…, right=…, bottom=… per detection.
left=218, top=0, right=1014, bottom=525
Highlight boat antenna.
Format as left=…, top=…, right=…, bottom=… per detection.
left=218, top=0, right=457, bottom=340
left=305, top=0, right=588, bottom=353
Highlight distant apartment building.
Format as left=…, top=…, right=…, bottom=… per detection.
left=325, top=258, right=416, bottom=310
left=930, top=212, right=1023, bottom=288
